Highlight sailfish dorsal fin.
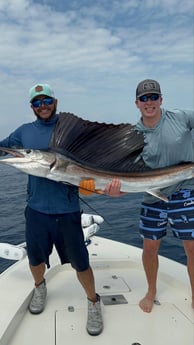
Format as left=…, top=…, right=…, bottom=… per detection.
left=49, top=112, right=148, bottom=173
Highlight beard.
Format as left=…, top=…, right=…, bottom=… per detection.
left=34, top=104, right=57, bottom=121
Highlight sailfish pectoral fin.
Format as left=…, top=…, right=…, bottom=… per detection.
left=147, top=190, right=168, bottom=202
left=79, top=179, right=104, bottom=195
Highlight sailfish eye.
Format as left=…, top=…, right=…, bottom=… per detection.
left=25, top=149, right=31, bottom=154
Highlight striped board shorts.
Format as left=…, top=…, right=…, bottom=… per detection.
left=139, top=189, right=194, bottom=240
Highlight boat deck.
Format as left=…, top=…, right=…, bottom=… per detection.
left=0, top=236, right=193, bottom=345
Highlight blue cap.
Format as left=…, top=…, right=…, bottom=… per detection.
left=29, top=83, right=55, bottom=102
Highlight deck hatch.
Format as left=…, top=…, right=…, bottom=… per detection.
left=101, top=294, right=128, bottom=305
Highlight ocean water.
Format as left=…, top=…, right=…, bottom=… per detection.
left=0, top=165, right=187, bottom=274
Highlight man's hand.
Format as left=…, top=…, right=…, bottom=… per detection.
left=79, top=178, right=124, bottom=197
left=104, top=178, right=123, bottom=197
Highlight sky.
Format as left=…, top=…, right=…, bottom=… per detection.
left=0, top=0, right=193, bottom=137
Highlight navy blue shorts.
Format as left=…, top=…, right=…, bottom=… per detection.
left=139, top=189, right=194, bottom=240
left=25, top=206, right=89, bottom=271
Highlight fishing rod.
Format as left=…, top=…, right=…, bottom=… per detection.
left=64, top=181, right=112, bottom=227
left=79, top=195, right=112, bottom=228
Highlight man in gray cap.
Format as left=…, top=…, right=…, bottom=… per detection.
left=105, top=78, right=194, bottom=313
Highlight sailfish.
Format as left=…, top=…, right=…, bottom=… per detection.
left=0, top=112, right=193, bottom=201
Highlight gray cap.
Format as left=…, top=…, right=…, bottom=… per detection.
left=136, top=79, right=161, bottom=98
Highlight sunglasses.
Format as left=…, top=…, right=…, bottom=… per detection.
left=138, top=94, right=160, bottom=102
left=31, top=97, right=54, bottom=108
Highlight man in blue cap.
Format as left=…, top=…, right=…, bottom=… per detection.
left=0, top=83, right=103, bottom=336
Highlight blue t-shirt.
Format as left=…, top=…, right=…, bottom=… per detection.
left=135, top=108, right=194, bottom=203
left=0, top=115, right=80, bottom=214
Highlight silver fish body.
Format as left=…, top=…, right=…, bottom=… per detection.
left=0, top=148, right=194, bottom=201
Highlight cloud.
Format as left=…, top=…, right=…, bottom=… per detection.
left=0, top=0, right=193, bottom=136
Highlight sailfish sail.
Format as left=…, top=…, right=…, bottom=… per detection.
left=49, top=112, right=149, bottom=173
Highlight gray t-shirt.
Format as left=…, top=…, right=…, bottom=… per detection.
left=135, top=108, right=194, bottom=203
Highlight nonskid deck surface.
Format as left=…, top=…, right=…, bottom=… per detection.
left=0, top=236, right=194, bottom=345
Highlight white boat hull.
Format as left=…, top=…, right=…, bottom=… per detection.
left=0, top=236, right=193, bottom=345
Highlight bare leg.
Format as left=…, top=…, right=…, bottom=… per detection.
left=139, top=239, right=161, bottom=313
left=29, top=262, right=46, bottom=286
left=29, top=262, right=97, bottom=301
left=76, top=266, right=97, bottom=302
left=183, top=240, right=194, bottom=308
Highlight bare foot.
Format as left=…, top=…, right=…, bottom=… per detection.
left=139, top=293, right=155, bottom=313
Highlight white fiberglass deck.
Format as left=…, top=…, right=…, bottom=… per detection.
left=0, top=236, right=193, bottom=345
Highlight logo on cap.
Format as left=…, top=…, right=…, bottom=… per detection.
left=35, top=85, right=43, bottom=92
left=143, top=81, right=157, bottom=91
